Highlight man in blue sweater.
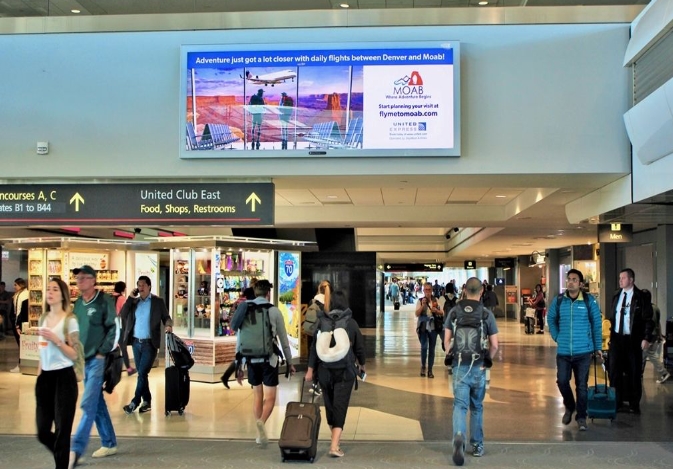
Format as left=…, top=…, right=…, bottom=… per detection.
left=547, top=269, right=602, bottom=431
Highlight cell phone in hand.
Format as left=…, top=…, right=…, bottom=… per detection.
left=359, top=370, right=367, bottom=381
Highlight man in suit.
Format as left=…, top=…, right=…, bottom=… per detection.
left=606, top=268, right=655, bottom=414
left=121, top=275, right=172, bottom=414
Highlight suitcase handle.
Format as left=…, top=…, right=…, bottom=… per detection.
left=593, top=350, right=609, bottom=391
left=299, top=373, right=317, bottom=404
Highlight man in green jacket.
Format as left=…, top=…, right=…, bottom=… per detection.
left=69, top=265, right=118, bottom=469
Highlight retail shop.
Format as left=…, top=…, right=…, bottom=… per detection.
left=1, top=237, right=157, bottom=376
left=149, top=235, right=315, bottom=383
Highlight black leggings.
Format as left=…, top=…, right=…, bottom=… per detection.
left=35, top=367, right=78, bottom=469
left=317, top=366, right=355, bottom=429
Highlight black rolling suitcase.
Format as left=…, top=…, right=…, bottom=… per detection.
left=278, top=378, right=321, bottom=463
left=394, top=301, right=400, bottom=311
left=165, top=332, right=193, bottom=416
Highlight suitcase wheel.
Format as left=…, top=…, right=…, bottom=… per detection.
left=281, top=457, right=286, bottom=463
left=309, top=457, right=315, bottom=463
left=178, top=408, right=185, bottom=416
left=165, top=411, right=171, bottom=416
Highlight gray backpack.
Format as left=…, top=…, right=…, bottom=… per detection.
left=238, top=302, right=274, bottom=358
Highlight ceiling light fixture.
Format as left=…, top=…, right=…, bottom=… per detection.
left=327, top=195, right=338, bottom=199
left=495, top=195, right=506, bottom=198
left=340, top=3, right=350, bottom=8
left=478, top=1, right=489, bottom=5
left=71, top=9, right=80, bottom=13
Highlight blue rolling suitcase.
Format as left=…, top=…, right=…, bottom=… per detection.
left=587, top=352, right=616, bottom=422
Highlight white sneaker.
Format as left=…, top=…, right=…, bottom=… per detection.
left=256, top=419, right=268, bottom=447
left=92, top=446, right=118, bottom=458
left=9, top=365, right=20, bottom=373
left=656, top=371, right=671, bottom=384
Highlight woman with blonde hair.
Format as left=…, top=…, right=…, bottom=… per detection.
left=36, top=278, right=80, bottom=469
left=303, top=280, right=331, bottom=396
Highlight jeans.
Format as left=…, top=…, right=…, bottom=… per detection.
left=452, top=364, right=486, bottom=446
left=556, top=352, right=592, bottom=420
left=131, top=339, right=158, bottom=406
left=71, top=357, right=117, bottom=456
left=418, top=329, right=444, bottom=370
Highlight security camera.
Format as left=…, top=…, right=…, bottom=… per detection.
left=134, top=228, right=142, bottom=234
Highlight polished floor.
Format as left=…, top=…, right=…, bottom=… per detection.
left=1, top=302, right=672, bottom=465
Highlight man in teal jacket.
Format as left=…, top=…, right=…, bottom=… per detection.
left=547, top=269, right=602, bottom=431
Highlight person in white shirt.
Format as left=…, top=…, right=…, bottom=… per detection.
left=36, top=278, right=81, bottom=469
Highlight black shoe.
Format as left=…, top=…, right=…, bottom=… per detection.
left=536, top=330, right=544, bottom=334
left=452, top=432, right=465, bottom=466
left=123, top=402, right=137, bottom=414
left=220, top=374, right=230, bottom=389
left=428, top=371, right=435, bottom=379
left=139, top=402, right=151, bottom=413
left=630, top=406, right=641, bottom=414
left=420, top=367, right=426, bottom=377
left=562, top=409, right=573, bottom=425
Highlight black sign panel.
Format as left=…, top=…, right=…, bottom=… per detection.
left=384, top=263, right=444, bottom=272
left=0, top=183, right=274, bottom=226
left=464, top=260, right=476, bottom=270
left=494, top=257, right=516, bottom=269
left=598, top=223, right=633, bottom=243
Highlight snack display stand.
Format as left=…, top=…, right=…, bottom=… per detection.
left=1, top=237, right=152, bottom=376
left=149, top=235, right=315, bottom=383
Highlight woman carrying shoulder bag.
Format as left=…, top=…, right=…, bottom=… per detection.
left=36, top=278, right=80, bottom=469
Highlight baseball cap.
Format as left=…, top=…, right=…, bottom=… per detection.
left=73, top=265, right=97, bottom=278
left=258, top=88, right=264, bottom=93
left=281, top=92, right=287, bottom=96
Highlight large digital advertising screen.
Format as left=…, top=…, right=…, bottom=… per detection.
left=180, top=41, right=460, bottom=158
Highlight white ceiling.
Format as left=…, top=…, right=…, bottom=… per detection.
left=0, top=0, right=650, bottom=17
left=0, top=0, right=655, bottom=267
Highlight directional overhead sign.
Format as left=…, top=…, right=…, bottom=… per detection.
left=0, top=183, right=274, bottom=226
left=384, top=263, right=443, bottom=272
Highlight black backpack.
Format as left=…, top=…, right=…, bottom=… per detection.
left=450, top=303, right=489, bottom=364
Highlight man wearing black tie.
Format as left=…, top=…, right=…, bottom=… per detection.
left=606, top=268, right=655, bottom=414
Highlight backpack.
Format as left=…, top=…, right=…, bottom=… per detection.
left=40, top=313, right=84, bottom=382
left=238, top=302, right=275, bottom=359
left=315, top=309, right=354, bottom=369
left=450, top=303, right=490, bottom=365
left=303, top=299, right=323, bottom=337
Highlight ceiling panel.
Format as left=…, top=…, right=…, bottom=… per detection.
left=346, top=188, right=384, bottom=205
left=415, top=187, right=454, bottom=205
left=381, top=187, right=417, bottom=205
left=448, top=187, right=490, bottom=203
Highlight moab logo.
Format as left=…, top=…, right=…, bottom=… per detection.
left=393, top=71, right=424, bottom=96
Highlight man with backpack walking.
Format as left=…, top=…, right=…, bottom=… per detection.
left=547, top=269, right=602, bottom=431
left=444, top=277, right=499, bottom=466
left=230, top=280, right=295, bottom=448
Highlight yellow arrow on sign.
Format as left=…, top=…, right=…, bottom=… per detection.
left=69, top=193, right=85, bottom=212
left=246, top=192, right=261, bottom=212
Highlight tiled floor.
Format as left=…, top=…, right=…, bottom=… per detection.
left=1, top=303, right=671, bottom=446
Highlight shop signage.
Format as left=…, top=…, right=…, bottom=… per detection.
left=494, top=257, right=515, bottom=269
left=384, top=263, right=443, bottom=272
left=495, top=277, right=505, bottom=286
left=598, top=223, right=632, bottom=243
left=464, top=260, right=476, bottom=270
left=0, top=183, right=274, bottom=226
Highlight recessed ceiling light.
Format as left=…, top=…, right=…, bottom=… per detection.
left=478, top=1, right=489, bottom=5
left=71, top=9, right=80, bottom=13
left=327, top=195, right=337, bottom=199
left=340, top=3, right=350, bottom=8
left=495, top=195, right=506, bottom=198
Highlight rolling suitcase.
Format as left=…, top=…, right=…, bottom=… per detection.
left=587, top=352, right=617, bottom=422
left=165, top=332, right=192, bottom=416
left=278, top=378, right=321, bottom=463
left=394, top=301, right=400, bottom=311
left=524, top=308, right=536, bottom=334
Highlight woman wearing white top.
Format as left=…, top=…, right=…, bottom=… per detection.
left=36, top=278, right=80, bottom=469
